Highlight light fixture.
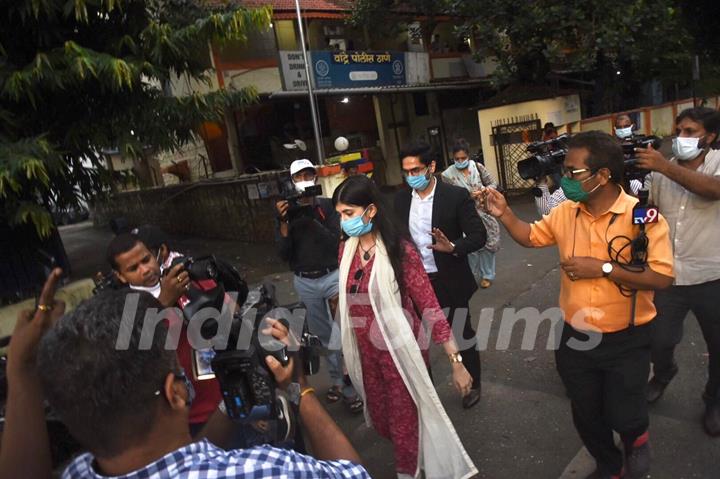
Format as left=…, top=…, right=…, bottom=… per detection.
left=270, top=23, right=274, bottom=28
left=616, top=70, right=621, bottom=75
left=341, top=97, right=350, bottom=104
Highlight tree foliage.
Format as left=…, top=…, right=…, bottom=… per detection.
left=677, top=0, right=720, bottom=95
left=348, top=0, right=450, bottom=50
left=0, top=0, right=271, bottom=236
left=451, top=0, right=694, bottom=112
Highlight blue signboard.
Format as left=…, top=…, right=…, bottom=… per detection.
left=311, top=51, right=405, bottom=89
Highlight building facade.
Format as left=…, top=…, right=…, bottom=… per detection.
left=169, top=0, right=498, bottom=187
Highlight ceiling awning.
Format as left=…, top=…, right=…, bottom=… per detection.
left=267, top=79, right=491, bottom=98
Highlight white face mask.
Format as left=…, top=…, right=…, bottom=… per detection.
left=294, top=180, right=316, bottom=194
left=615, top=126, right=633, bottom=139
left=672, top=136, right=704, bottom=161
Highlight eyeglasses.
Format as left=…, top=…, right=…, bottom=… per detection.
left=402, top=166, right=429, bottom=177
left=561, top=167, right=597, bottom=179
left=349, top=268, right=364, bottom=295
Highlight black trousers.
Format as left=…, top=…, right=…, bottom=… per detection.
left=430, top=278, right=481, bottom=390
left=556, top=322, right=652, bottom=475
left=651, top=279, right=720, bottom=398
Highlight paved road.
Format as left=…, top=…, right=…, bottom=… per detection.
left=60, top=198, right=718, bottom=478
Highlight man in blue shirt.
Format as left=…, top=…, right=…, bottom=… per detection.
left=0, top=271, right=368, bottom=479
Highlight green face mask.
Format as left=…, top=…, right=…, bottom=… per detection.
left=560, top=174, right=599, bottom=203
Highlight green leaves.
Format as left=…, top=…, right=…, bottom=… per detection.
left=1, top=0, right=269, bottom=237
left=453, top=0, right=694, bottom=97
left=13, top=202, right=54, bottom=238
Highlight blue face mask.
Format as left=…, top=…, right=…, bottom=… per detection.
left=454, top=160, right=469, bottom=170
left=405, top=169, right=431, bottom=190
left=341, top=206, right=373, bottom=237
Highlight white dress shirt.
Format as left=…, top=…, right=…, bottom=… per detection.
left=409, top=178, right=439, bottom=273
left=646, top=150, right=720, bottom=285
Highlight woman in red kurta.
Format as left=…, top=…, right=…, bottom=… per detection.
left=333, top=176, right=477, bottom=478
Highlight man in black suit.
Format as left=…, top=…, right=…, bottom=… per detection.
left=394, top=140, right=487, bottom=409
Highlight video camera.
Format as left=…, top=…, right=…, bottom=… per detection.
left=282, top=180, right=323, bottom=222
left=167, top=255, right=321, bottom=425
left=517, top=134, right=570, bottom=180
left=518, top=133, right=662, bottom=182
left=621, top=135, right=662, bottom=181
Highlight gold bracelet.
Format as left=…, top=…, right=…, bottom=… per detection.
left=300, top=387, right=316, bottom=398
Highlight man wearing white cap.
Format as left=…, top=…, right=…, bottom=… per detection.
left=275, top=159, right=363, bottom=413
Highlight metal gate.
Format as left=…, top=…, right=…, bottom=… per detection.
left=492, top=115, right=542, bottom=191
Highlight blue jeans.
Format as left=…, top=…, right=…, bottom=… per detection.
left=293, top=270, right=356, bottom=399
left=469, top=249, right=496, bottom=282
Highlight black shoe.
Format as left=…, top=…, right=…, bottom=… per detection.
left=462, top=388, right=481, bottom=409
left=647, top=365, right=677, bottom=404
left=624, top=432, right=650, bottom=479
left=702, top=393, right=720, bottom=437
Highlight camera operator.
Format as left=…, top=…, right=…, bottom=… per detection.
left=131, top=224, right=183, bottom=273
left=484, top=131, right=674, bottom=479
left=634, top=107, right=720, bottom=436
left=275, top=159, right=362, bottom=412
left=543, top=122, right=559, bottom=141
left=534, top=117, right=643, bottom=216
left=105, top=233, right=222, bottom=435
left=0, top=273, right=369, bottom=478
left=614, top=114, right=636, bottom=140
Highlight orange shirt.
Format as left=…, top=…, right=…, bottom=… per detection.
left=529, top=189, right=674, bottom=333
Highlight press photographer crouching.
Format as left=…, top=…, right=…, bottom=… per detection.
left=105, top=233, right=222, bottom=434
left=275, top=159, right=362, bottom=412
left=0, top=280, right=369, bottom=477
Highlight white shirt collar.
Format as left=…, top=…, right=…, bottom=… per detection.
left=411, top=176, right=437, bottom=200
left=129, top=282, right=162, bottom=299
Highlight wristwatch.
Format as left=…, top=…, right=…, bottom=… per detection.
left=602, top=262, right=614, bottom=277
left=448, top=352, right=463, bottom=364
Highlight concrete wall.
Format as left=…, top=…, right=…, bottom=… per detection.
left=94, top=171, right=289, bottom=242
left=572, top=96, right=720, bottom=139
left=650, top=108, right=675, bottom=137
left=275, top=20, right=298, bottom=50
left=477, top=94, right=582, bottom=182
left=431, top=56, right=467, bottom=79
left=157, top=141, right=211, bottom=184
left=225, top=67, right=282, bottom=94
left=0, top=280, right=95, bottom=349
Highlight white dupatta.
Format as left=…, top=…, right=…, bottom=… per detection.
left=338, top=236, right=478, bottom=479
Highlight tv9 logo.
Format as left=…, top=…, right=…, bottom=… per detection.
left=632, top=206, right=659, bottom=225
